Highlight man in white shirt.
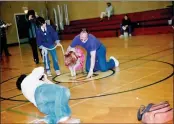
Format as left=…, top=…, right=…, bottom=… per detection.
left=100, top=2, right=114, bottom=21
left=16, top=67, right=80, bottom=124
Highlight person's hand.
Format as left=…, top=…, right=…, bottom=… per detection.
left=43, top=74, right=48, bottom=81
left=40, top=46, right=47, bottom=56
left=56, top=42, right=61, bottom=46
left=29, top=15, right=33, bottom=20
left=6, top=23, right=12, bottom=27
left=2, top=24, right=6, bottom=28
left=86, top=71, right=93, bottom=78
left=122, top=26, right=126, bottom=30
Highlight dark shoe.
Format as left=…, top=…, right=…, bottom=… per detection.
left=35, top=61, right=39, bottom=64
left=34, top=59, right=39, bottom=64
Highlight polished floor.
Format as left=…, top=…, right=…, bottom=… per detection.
left=1, top=33, right=173, bottom=123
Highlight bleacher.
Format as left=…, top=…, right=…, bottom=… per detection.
left=59, top=7, right=173, bottom=40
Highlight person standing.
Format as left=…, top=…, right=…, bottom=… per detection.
left=26, top=10, right=40, bottom=64
left=36, top=17, right=61, bottom=76
left=0, top=19, right=12, bottom=58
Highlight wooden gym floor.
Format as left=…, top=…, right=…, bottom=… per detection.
left=0, top=33, right=173, bottom=123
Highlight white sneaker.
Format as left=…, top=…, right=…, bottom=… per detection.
left=66, top=118, right=80, bottom=123
left=58, top=118, right=80, bottom=124
left=110, top=56, right=119, bottom=67
left=119, top=35, right=123, bottom=38
left=55, top=70, right=61, bottom=76
left=31, top=119, right=48, bottom=123
left=47, top=70, right=52, bottom=77
left=129, top=34, right=132, bottom=37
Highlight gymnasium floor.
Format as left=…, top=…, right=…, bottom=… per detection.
left=1, top=33, right=173, bottom=123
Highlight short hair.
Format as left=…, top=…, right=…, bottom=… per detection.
left=36, top=17, right=46, bottom=26
left=26, top=10, right=36, bottom=19
left=107, top=2, right=111, bottom=5
left=80, top=28, right=89, bottom=34
left=16, top=74, right=27, bottom=90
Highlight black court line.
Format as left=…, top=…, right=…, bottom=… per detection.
left=1, top=67, right=20, bottom=72
left=53, top=70, right=114, bottom=83
left=0, top=47, right=173, bottom=102
left=70, top=60, right=174, bottom=100
left=1, top=47, right=172, bottom=85
left=53, top=47, right=173, bottom=83
left=0, top=59, right=173, bottom=102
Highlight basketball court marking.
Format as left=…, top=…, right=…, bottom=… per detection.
left=1, top=43, right=173, bottom=123
left=3, top=59, right=173, bottom=122
left=1, top=46, right=173, bottom=114
left=53, top=70, right=115, bottom=83
left=1, top=59, right=173, bottom=103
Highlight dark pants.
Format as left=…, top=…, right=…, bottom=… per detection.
left=29, top=38, right=41, bottom=63
left=86, top=45, right=115, bottom=72
left=0, top=35, right=10, bottom=56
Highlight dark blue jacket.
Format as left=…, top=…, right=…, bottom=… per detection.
left=36, top=24, right=59, bottom=48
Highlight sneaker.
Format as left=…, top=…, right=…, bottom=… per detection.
left=31, top=119, right=48, bottom=123
left=110, top=56, right=119, bottom=67
left=119, top=35, right=123, bottom=38
left=67, top=118, right=80, bottom=123
left=55, top=70, right=61, bottom=76
left=129, top=34, right=132, bottom=37
left=47, top=70, right=52, bottom=77
left=59, top=118, right=80, bottom=124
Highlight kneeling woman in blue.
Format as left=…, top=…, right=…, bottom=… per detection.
left=66, top=29, right=119, bottom=78
left=36, top=17, right=61, bottom=76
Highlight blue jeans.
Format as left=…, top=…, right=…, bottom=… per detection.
left=34, top=84, right=71, bottom=124
left=120, top=24, right=132, bottom=35
left=44, top=45, right=60, bottom=71
left=86, top=45, right=115, bottom=72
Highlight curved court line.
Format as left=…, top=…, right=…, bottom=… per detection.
left=1, top=75, right=20, bottom=84
left=1, top=48, right=173, bottom=84
left=0, top=47, right=173, bottom=101
left=69, top=60, right=174, bottom=100
left=0, top=59, right=173, bottom=102
left=1, top=47, right=172, bottom=85
left=52, top=69, right=115, bottom=83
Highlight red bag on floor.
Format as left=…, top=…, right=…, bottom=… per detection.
left=137, top=101, right=173, bottom=124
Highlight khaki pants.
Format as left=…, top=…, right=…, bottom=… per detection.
left=100, top=11, right=111, bottom=19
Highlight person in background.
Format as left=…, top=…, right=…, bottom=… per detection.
left=0, top=19, right=12, bottom=58
left=119, top=15, right=132, bottom=38
left=26, top=10, right=40, bottom=64
left=100, top=2, right=114, bottom=21
left=171, top=16, right=174, bottom=29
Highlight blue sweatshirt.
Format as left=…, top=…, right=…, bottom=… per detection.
left=36, top=25, right=59, bottom=48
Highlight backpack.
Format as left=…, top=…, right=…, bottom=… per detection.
left=137, top=101, right=173, bottom=123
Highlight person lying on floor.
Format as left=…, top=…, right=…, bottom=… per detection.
left=16, top=67, right=80, bottom=124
